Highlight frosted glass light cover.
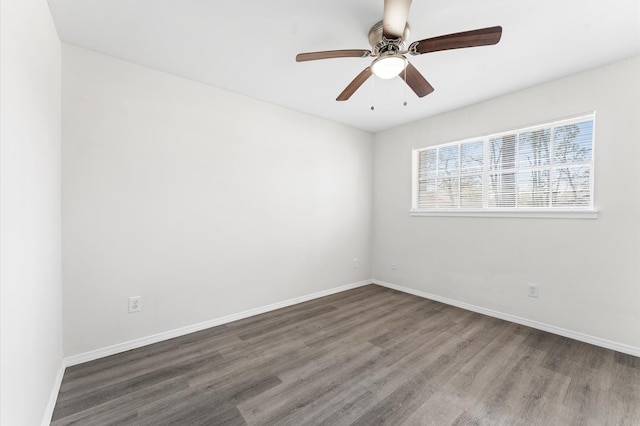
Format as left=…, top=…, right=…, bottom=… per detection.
left=371, top=55, right=407, bottom=79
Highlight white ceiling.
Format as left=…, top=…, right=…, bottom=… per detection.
left=48, top=0, right=640, bottom=133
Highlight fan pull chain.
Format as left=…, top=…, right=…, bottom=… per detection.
left=371, top=75, right=375, bottom=111
left=403, top=67, right=408, bottom=106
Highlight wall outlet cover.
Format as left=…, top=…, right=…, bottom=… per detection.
left=129, top=296, right=142, bottom=313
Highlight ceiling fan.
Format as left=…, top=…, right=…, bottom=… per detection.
left=296, top=0, right=502, bottom=101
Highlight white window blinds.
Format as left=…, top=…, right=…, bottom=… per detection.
left=413, top=114, right=595, bottom=214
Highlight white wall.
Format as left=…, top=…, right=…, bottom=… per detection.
left=62, top=44, right=373, bottom=356
left=372, top=56, right=640, bottom=350
left=0, top=0, right=63, bottom=424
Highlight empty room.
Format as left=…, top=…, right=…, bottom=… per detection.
left=1, top=0, right=639, bottom=425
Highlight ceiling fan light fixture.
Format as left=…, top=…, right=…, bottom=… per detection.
left=371, top=54, right=407, bottom=79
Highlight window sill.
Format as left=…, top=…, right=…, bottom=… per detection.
left=409, top=209, right=599, bottom=219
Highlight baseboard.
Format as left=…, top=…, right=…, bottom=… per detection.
left=373, top=279, right=640, bottom=358
left=64, top=279, right=372, bottom=367
left=41, top=361, right=66, bottom=426
left=47, top=277, right=637, bottom=423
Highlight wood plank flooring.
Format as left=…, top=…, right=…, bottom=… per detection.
left=51, top=285, right=640, bottom=425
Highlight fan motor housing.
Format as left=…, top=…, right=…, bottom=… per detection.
left=368, top=20, right=410, bottom=55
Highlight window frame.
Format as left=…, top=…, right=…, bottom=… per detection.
left=410, top=113, right=598, bottom=219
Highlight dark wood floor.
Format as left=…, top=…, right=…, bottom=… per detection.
left=51, top=285, right=640, bottom=425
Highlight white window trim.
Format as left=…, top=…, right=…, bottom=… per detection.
left=409, top=208, right=598, bottom=219
left=411, top=113, right=598, bottom=219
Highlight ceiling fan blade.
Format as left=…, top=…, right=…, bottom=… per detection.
left=383, top=0, right=412, bottom=39
left=411, top=26, right=502, bottom=55
left=400, top=62, right=434, bottom=98
left=296, top=49, right=371, bottom=62
left=336, top=67, right=373, bottom=101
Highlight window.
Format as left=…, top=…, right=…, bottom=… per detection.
left=412, top=114, right=596, bottom=218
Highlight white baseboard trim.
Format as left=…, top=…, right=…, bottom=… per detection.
left=41, top=361, right=66, bottom=426
left=373, top=279, right=640, bottom=358
left=64, top=280, right=373, bottom=367
left=45, top=277, right=637, bottom=423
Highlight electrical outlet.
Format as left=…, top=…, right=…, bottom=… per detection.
left=527, top=284, right=539, bottom=298
left=353, top=258, right=359, bottom=269
left=391, top=260, right=397, bottom=271
left=129, top=296, right=142, bottom=313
